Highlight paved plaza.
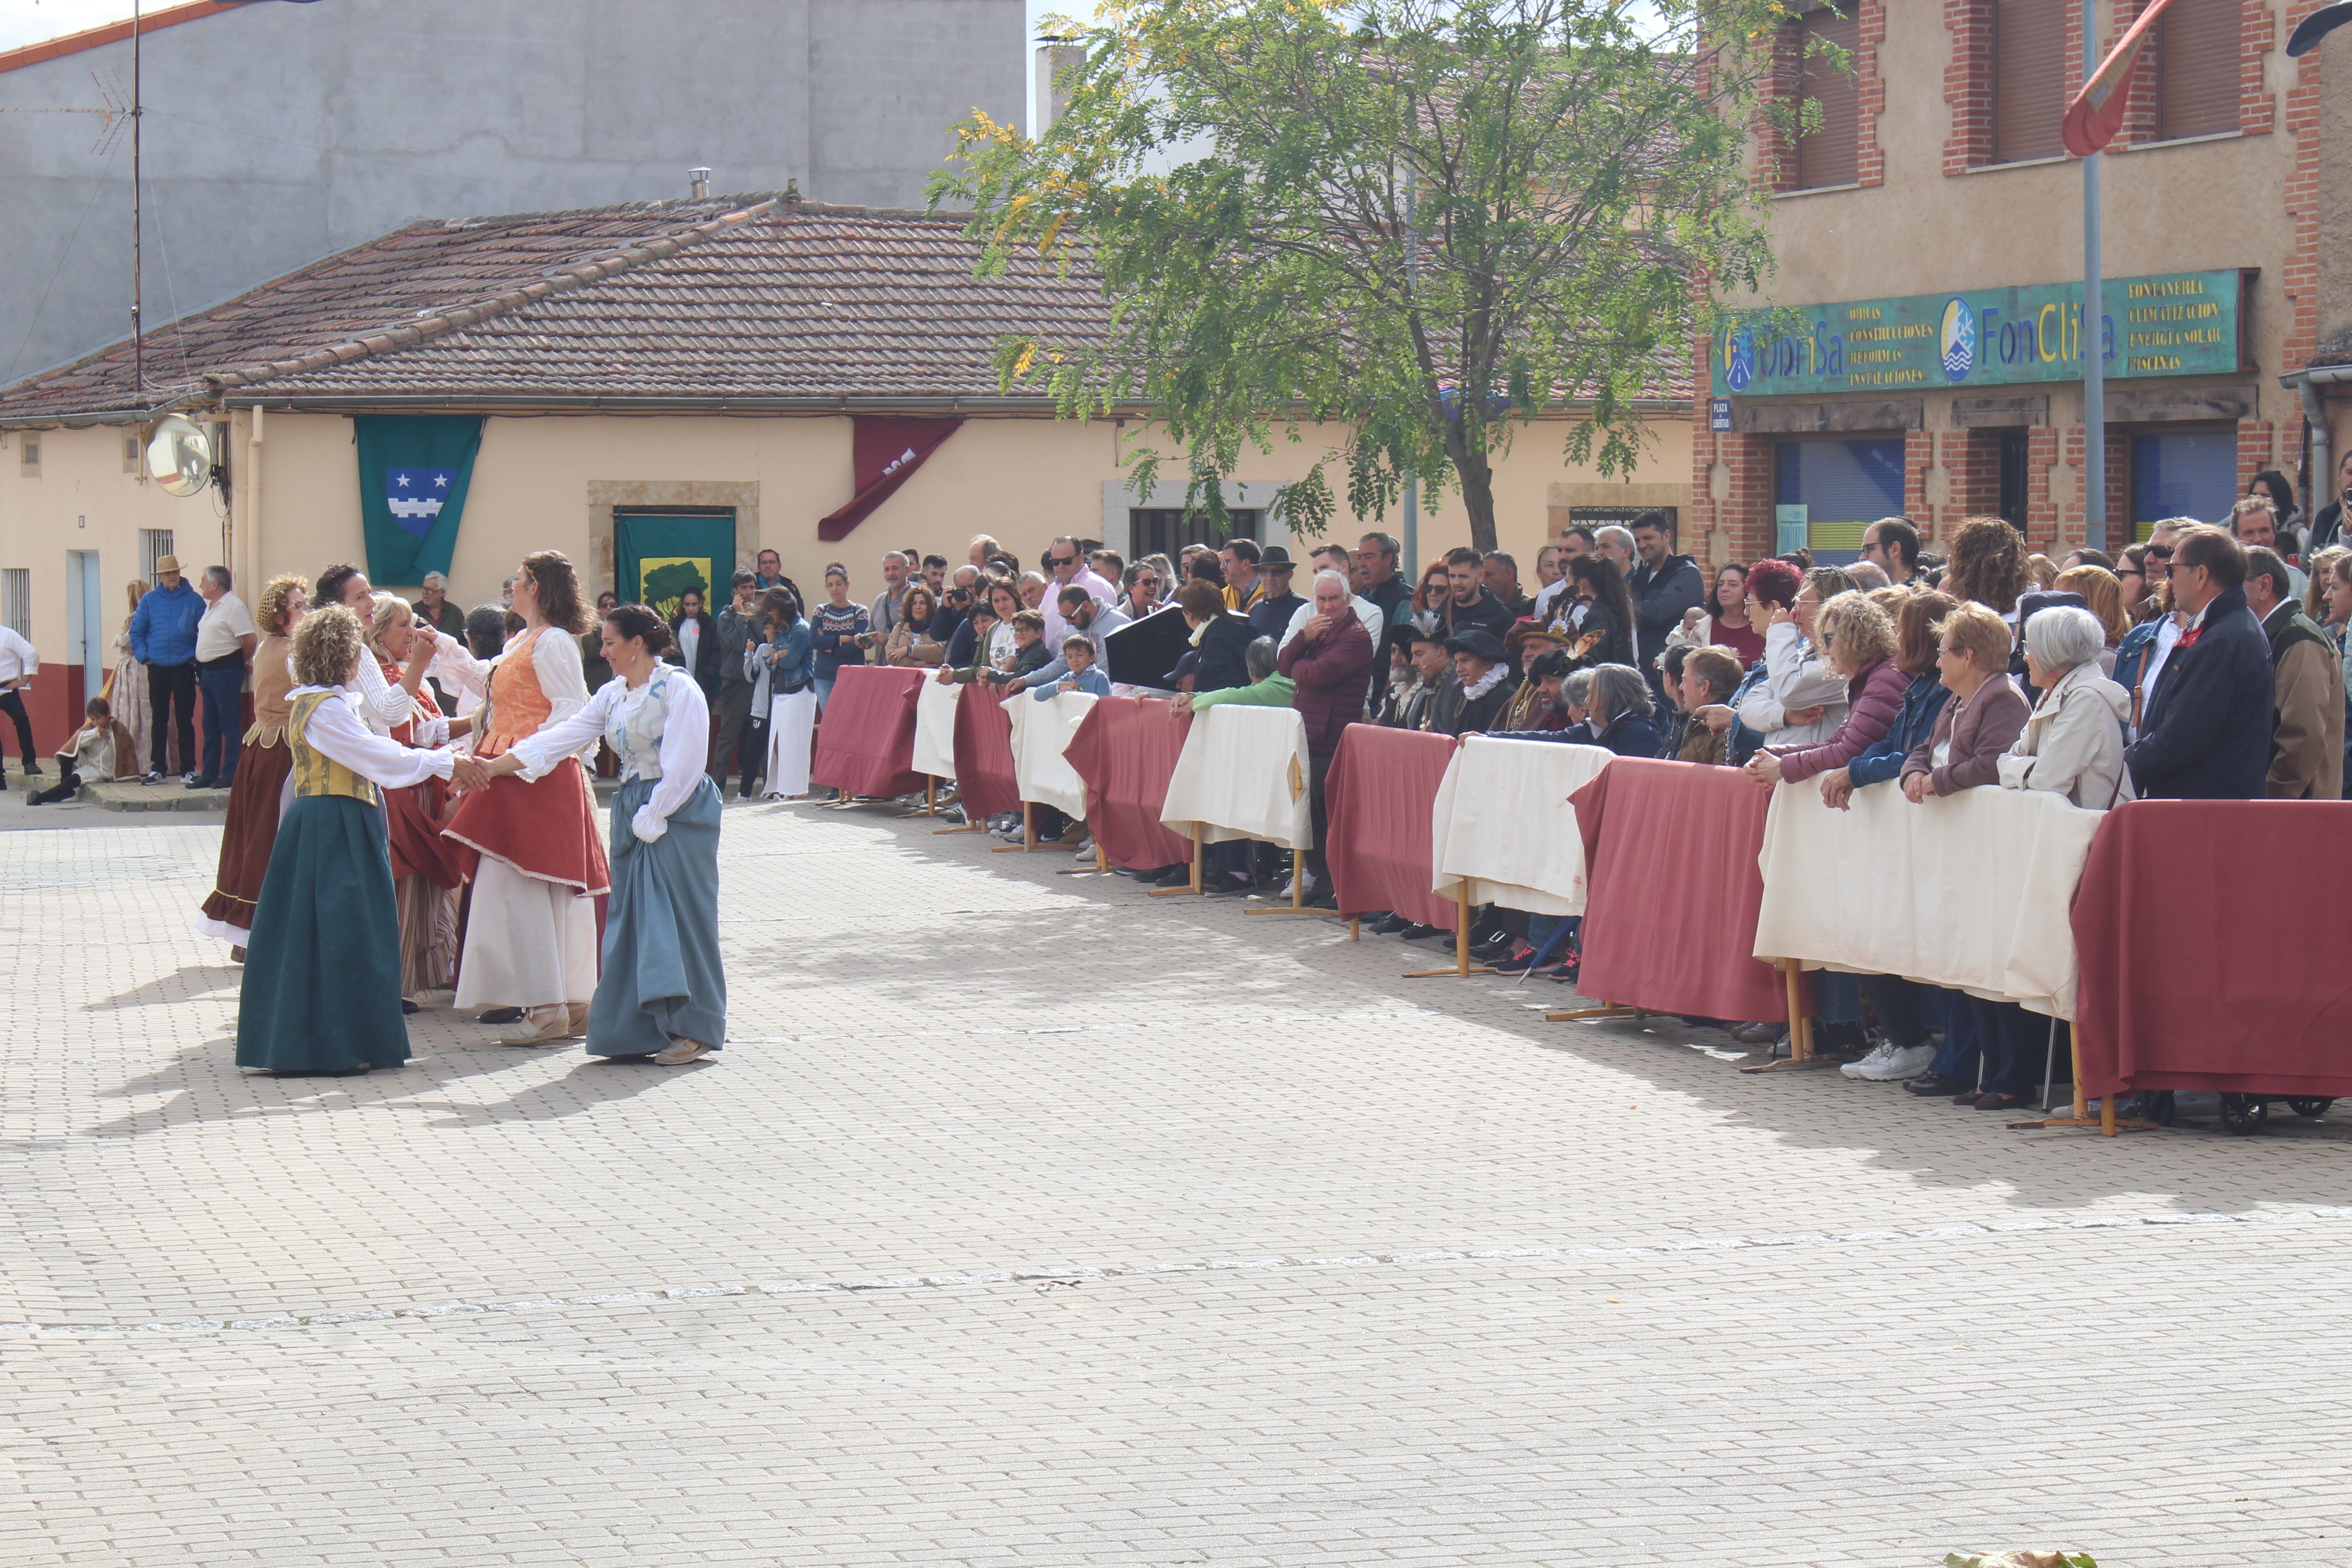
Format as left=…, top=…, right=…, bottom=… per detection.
left=4, top=796, right=2349, bottom=1566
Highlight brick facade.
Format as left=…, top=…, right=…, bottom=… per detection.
left=1761, top=1, right=1886, bottom=193
left=1854, top=0, right=1888, bottom=188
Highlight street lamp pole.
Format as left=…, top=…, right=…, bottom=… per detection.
left=2082, top=0, right=2106, bottom=552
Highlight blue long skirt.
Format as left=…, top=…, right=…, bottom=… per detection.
left=236, top=794, right=409, bottom=1072
left=588, top=774, right=726, bottom=1057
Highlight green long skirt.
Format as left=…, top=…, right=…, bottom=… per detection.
left=235, top=794, right=410, bottom=1073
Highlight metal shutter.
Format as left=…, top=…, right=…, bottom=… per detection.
left=1793, top=6, right=1861, bottom=190
left=1990, top=0, right=2065, bottom=164
left=1776, top=438, right=1906, bottom=564
left=2131, top=430, right=2239, bottom=537
left=2156, top=0, right=2240, bottom=142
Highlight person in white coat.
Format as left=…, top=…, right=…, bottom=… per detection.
left=2000, top=605, right=2134, bottom=809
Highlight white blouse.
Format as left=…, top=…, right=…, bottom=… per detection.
left=349, top=647, right=425, bottom=735
left=278, top=685, right=456, bottom=818
left=430, top=624, right=593, bottom=759
left=506, top=669, right=710, bottom=844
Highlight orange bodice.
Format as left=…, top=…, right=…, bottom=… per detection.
left=477, top=630, right=554, bottom=758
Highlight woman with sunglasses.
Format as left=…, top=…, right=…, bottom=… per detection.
left=1123, top=563, right=1163, bottom=621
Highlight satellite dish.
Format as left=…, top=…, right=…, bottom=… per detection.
left=143, top=415, right=213, bottom=497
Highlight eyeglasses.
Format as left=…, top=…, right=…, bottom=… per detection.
left=1134, top=575, right=1160, bottom=588
left=1936, top=643, right=1964, bottom=657
left=2144, top=544, right=2175, bottom=559
left=1050, top=554, right=1076, bottom=566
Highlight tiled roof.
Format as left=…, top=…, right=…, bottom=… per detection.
left=0, top=191, right=1691, bottom=421
left=0, top=195, right=1112, bottom=421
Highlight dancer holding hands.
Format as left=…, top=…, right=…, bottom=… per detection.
left=235, top=604, right=486, bottom=1075
left=479, top=603, right=725, bottom=1063
left=435, top=551, right=611, bottom=1044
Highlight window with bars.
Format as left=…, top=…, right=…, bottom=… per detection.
left=139, top=529, right=175, bottom=584
left=1989, top=0, right=2066, bottom=164
left=1, top=569, right=29, bottom=637
left=2155, top=0, right=2240, bottom=142
left=1792, top=5, right=1861, bottom=191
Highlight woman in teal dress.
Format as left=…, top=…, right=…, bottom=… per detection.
left=483, top=603, right=725, bottom=1063
left=236, top=605, right=483, bottom=1075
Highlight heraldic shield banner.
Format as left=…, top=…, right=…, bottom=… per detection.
left=355, top=415, right=485, bottom=587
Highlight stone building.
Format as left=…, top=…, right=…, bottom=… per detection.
left=0, top=0, right=1024, bottom=380
left=0, top=193, right=1687, bottom=748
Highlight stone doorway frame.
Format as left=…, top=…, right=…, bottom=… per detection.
left=587, top=480, right=761, bottom=598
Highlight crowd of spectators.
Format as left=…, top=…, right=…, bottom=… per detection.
left=1340, top=506, right=2336, bottom=1103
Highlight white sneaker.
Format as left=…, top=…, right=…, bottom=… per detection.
left=1840, top=1042, right=1897, bottom=1079
left=1071, top=836, right=1095, bottom=859
left=1855, top=1043, right=1937, bottom=1082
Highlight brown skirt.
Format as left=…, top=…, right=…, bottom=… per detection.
left=198, top=736, right=294, bottom=941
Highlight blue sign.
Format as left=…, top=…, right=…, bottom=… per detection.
left=1710, top=397, right=1732, bottom=431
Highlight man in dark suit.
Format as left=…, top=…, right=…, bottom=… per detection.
left=2125, top=524, right=2274, bottom=800
left=667, top=587, right=723, bottom=701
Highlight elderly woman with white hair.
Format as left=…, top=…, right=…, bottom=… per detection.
left=1998, top=605, right=2134, bottom=809
left=1493, top=663, right=1663, bottom=756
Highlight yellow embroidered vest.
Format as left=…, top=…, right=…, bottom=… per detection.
left=288, top=691, right=380, bottom=806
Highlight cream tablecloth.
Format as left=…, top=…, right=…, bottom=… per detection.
left=1159, top=703, right=1312, bottom=851
left=911, top=673, right=961, bottom=780
left=1429, top=736, right=1614, bottom=916
left=1751, top=779, right=2105, bottom=1019
left=1004, top=689, right=1097, bottom=819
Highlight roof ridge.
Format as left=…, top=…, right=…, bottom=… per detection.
left=203, top=196, right=784, bottom=395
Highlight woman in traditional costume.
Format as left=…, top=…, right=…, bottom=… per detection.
left=435, top=550, right=610, bottom=1046
left=235, top=604, right=480, bottom=1076
left=360, top=593, right=472, bottom=1004
left=199, top=574, right=309, bottom=958
left=314, top=563, right=437, bottom=734
left=482, top=603, right=724, bottom=1064
left=109, top=578, right=175, bottom=775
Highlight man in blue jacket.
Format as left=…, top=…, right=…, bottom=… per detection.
left=129, top=555, right=205, bottom=781
left=2126, top=524, right=2274, bottom=800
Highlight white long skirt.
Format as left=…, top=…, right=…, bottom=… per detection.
left=762, top=688, right=819, bottom=798
left=454, top=856, right=598, bottom=1009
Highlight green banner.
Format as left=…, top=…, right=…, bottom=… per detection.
left=354, top=415, right=484, bottom=587
left=1710, top=269, right=2244, bottom=399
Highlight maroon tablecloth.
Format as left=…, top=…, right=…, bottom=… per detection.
left=1324, top=723, right=1457, bottom=929
left=1571, top=757, right=1804, bottom=1021
left=950, top=681, right=1020, bottom=819
left=811, top=665, right=927, bottom=799
left=1064, top=696, right=1194, bottom=870
left=2075, top=800, right=2352, bottom=1099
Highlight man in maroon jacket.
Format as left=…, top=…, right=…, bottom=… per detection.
left=1278, top=568, right=1376, bottom=907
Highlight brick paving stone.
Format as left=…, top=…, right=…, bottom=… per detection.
left=3, top=803, right=2351, bottom=1565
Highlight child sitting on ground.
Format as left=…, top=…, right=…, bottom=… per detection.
left=29, top=696, right=137, bottom=805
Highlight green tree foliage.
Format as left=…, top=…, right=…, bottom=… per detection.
left=933, top=0, right=1798, bottom=551
left=641, top=560, right=709, bottom=619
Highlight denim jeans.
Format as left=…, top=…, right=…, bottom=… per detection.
left=1929, top=992, right=2044, bottom=1096
left=196, top=659, right=246, bottom=784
